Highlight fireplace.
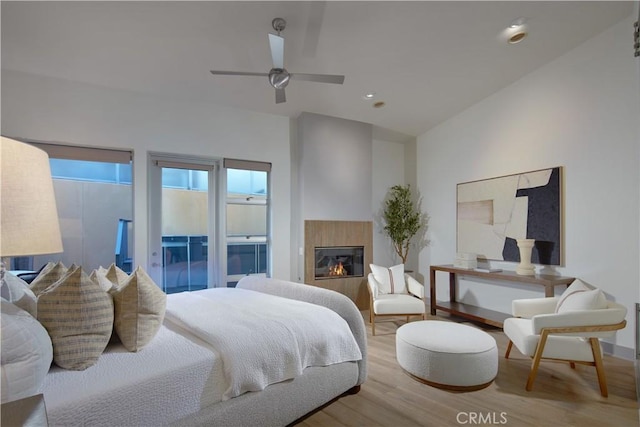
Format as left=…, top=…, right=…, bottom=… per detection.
left=314, top=246, right=364, bottom=280
left=304, top=220, right=372, bottom=309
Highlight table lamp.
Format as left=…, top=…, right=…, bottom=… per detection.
left=1, top=136, right=63, bottom=283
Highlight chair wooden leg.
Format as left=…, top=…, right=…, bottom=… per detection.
left=526, top=331, right=549, bottom=391
left=406, top=315, right=410, bottom=323
left=589, top=338, right=608, bottom=397
left=570, top=362, right=576, bottom=369
left=505, top=340, right=513, bottom=359
left=371, top=314, right=376, bottom=336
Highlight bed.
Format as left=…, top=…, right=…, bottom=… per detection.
left=2, top=275, right=367, bottom=427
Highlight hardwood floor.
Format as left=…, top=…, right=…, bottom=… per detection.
left=298, top=313, right=638, bottom=427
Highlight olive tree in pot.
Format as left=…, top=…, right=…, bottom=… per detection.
left=381, top=184, right=428, bottom=265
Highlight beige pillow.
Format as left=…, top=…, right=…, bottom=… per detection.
left=90, top=263, right=129, bottom=292
left=110, top=266, right=166, bottom=352
left=1, top=272, right=37, bottom=317
left=37, top=265, right=114, bottom=370
left=29, top=261, right=68, bottom=296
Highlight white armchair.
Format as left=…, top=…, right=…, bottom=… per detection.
left=503, top=288, right=627, bottom=397
left=367, top=265, right=426, bottom=336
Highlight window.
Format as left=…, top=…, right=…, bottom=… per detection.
left=24, top=142, right=133, bottom=273
left=224, top=159, right=271, bottom=287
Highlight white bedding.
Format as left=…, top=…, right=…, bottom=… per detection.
left=165, top=288, right=362, bottom=400
left=42, top=325, right=225, bottom=427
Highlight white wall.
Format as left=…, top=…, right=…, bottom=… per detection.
left=297, top=112, right=373, bottom=221
left=294, top=112, right=372, bottom=281
left=371, top=139, right=405, bottom=267
left=417, top=16, right=639, bottom=356
left=1, top=69, right=293, bottom=282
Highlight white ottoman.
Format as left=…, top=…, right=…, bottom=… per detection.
left=396, top=320, right=498, bottom=391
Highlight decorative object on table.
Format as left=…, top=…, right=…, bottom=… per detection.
left=515, top=238, right=536, bottom=275
left=456, top=167, right=562, bottom=266
left=453, top=252, right=478, bottom=269
left=380, top=184, right=428, bottom=265
left=0, top=137, right=63, bottom=293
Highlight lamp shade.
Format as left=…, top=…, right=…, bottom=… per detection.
left=1, top=137, right=63, bottom=257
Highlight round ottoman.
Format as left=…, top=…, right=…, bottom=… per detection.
left=396, top=320, right=498, bottom=391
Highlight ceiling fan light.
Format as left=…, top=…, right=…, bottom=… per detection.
left=269, top=68, right=290, bottom=89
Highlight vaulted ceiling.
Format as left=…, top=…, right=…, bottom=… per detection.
left=1, top=1, right=633, bottom=137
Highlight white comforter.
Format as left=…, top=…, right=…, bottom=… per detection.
left=165, top=288, right=362, bottom=400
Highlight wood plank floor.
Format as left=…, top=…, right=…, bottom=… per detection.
left=298, top=313, right=638, bottom=427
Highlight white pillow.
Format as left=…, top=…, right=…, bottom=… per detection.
left=555, top=279, right=607, bottom=313
left=0, top=272, right=37, bottom=317
left=1, top=299, right=53, bottom=404
left=369, top=264, right=406, bottom=294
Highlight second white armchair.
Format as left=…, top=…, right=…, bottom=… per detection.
left=503, top=280, right=627, bottom=397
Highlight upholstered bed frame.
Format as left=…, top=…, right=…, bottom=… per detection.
left=171, top=276, right=368, bottom=426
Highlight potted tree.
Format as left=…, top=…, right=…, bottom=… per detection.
left=382, top=184, right=428, bottom=265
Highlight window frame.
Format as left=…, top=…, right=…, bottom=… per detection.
left=223, top=159, right=271, bottom=287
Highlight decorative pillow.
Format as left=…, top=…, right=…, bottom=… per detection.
left=37, top=265, right=114, bottom=370
left=555, top=279, right=607, bottom=313
left=369, top=264, right=406, bottom=294
left=110, top=266, right=166, bottom=352
left=90, top=263, right=129, bottom=292
left=1, top=299, right=53, bottom=404
left=1, top=272, right=37, bottom=317
left=29, top=261, right=68, bottom=296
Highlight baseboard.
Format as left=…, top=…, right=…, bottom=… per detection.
left=601, top=341, right=635, bottom=361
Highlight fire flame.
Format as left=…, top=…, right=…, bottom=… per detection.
left=329, top=262, right=347, bottom=276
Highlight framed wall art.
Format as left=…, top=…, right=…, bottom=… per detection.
left=456, top=167, right=562, bottom=266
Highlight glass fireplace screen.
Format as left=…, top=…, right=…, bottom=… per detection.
left=314, top=246, right=364, bottom=279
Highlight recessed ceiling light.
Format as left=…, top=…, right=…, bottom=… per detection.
left=362, top=92, right=376, bottom=100
left=373, top=101, right=385, bottom=108
left=502, top=17, right=529, bottom=45
left=508, top=32, right=527, bottom=44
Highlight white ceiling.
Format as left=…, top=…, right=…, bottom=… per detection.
left=1, top=1, right=633, bottom=137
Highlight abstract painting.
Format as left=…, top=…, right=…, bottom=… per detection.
left=457, top=167, right=562, bottom=265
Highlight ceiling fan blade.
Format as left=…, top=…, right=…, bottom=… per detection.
left=275, top=88, right=286, bottom=104
left=210, top=70, right=269, bottom=77
left=268, top=33, right=284, bottom=69
left=290, top=73, right=345, bottom=84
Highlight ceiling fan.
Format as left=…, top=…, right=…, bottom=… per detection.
left=210, top=18, right=345, bottom=104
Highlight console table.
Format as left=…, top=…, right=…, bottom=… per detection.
left=430, top=264, right=575, bottom=327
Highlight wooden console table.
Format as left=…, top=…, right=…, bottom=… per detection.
left=430, top=264, right=575, bottom=327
